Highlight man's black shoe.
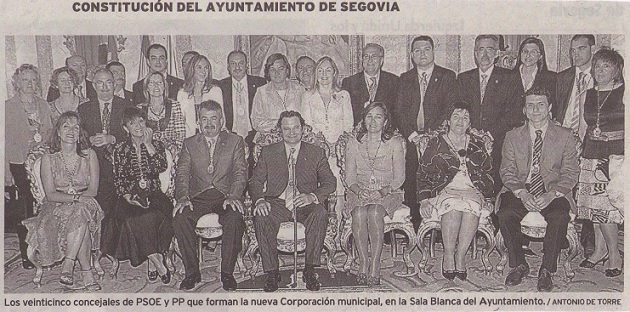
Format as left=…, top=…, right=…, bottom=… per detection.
left=505, top=263, right=530, bottom=286
left=302, top=270, right=321, bottom=291
left=221, top=272, right=237, bottom=291
left=263, top=272, right=281, bottom=292
left=179, top=272, right=201, bottom=290
left=537, top=267, right=553, bottom=292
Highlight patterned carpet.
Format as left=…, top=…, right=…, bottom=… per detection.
left=4, top=233, right=623, bottom=293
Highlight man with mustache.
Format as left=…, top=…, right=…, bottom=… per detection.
left=458, top=35, right=521, bottom=194
left=173, top=100, right=247, bottom=291
left=106, top=61, right=133, bottom=102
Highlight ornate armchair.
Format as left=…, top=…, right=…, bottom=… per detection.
left=244, top=125, right=338, bottom=279
left=335, top=129, right=416, bottom=275
left=415, top=128, right=496, bottom=274
left=23, top=145, right=106, bottom=287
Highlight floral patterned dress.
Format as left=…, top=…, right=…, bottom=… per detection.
left=23, top=151, right=104, bottom=266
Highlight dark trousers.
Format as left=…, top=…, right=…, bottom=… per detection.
left=404, top=144, right=420, bottom=229
left=95, top=158, right=119, bottom=257
left=498, top=192, right=570, bottom=273
left=172, top=188, right=245, bottom=275
left=10, top=164, right=34, bottom=260
left=254, top=198, right=327, bottom=272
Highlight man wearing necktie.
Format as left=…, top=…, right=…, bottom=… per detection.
left=395, top=35, right=459, bottom=227
left=341, top=43, right=400, bottom=127
left=77, top=68, right=130, bottom=260
left=250, top=111, right=336, bottom=292
left=458, top=35, right=522, bottom=195
left=555, top=34, right=596, bottom=142
left=219, top=51, right=267, bottom=176
left=553, top=34, right=596, bottom=257
left=173, top=100, right=247, bottom=291
left=498, top=87, right=579, bottom=292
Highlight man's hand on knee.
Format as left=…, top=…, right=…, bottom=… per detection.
left=174, top=198, right=193, bottom=216
left=254, top=199, right=271, bottom=216
left=224, top=198, right=245, bottom=214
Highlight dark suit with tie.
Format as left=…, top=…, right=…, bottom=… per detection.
left=47, top=80, right=97, bottom=102
left=173, top=131, right=247, bottom=275
left=458, top=66, right=521, bottom=193
left=132, top=74, right=184, bottom=105
left=249, top=142, right=336, bottom=272
left=553, top=67, right=579, bottom=124
left=395, top=65, right=458, bottom=216
left=218, top=75, right=267, bottom=135
left=341, top=70, right=400, bottom=126
left=498, top=122, right=579, bottom=272
left=77, top=95, right=129, bottom=255
left=117, top=88, right=134, bottom=103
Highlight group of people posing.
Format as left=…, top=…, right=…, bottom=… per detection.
left=5, top=34, right=623, bottom=293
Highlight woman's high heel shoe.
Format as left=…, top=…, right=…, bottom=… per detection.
left=148, top=264, right=158, bottom=282
left=605, top=268, right=622, bottom=277
left=60, top=257, right=75, bottom=286
left=367, top=276, right=381, bottom=287
left=160, top=253, right=171, bottom=284
left=579, top=255, right=609, bottom=268
left=356, top=273, right=368, bottom=285
left=80, top=269, right=102, bottom=291
left=442, top=257, right=456, bottom=280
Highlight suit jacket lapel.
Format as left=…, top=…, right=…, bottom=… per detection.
left=212, top=132, right=225, bottom=169
left=521, top=125, right=532, bottom=170
left=483, top=69, right=500, bottom=105
left=247, top=75, right=257, bottom=111
left=540, top=123, right=558, bottom=168
left=472, top=69, right=481, bottom=106
left=558, top=68, right=577, bottom=120
left=425, top=68, right=440, bottom=105
left=92, top=101, right=104, bottom=132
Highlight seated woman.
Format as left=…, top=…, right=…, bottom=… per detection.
left=417, top=101, right=493, bottom=280
left=139, top=71, right=186, bottom=153
left=344, top=102, right=405, bottom=286
left=23, top=111, right=103, bottom=290
left=112, top=107, right=174, bottom=284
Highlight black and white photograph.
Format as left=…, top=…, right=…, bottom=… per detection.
left=1, top=1, right=628, bottom=311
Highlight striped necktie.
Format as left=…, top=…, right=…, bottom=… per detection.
left=527, top=130, right=545, bottom=197
left=569, top=72, right=586, bottom=133
left=285, top=148, right=297, bottom=210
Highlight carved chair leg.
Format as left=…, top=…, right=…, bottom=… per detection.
left=324, top=240, right=337, bottom=277
left=472, top=235, right=478, bottom=260
left=478, top=225, right=496, bottom=274
left=92, top=250, right=105, bottom=279
left=198, top=237, right=203, bottom=264
left=429, top=229, right=436, bottom=258
left=564, top=228, right=581, bottom=279
left=27, top=246, right=43, bottom=288
left=495, top=232, right=508, bottom=274
left=390, top=231, right=397, bottom=258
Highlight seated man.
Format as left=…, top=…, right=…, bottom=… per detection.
left=173, top=100, right=247, bottom=291
left=498, top=86, right=579, bottom=292
left=249, top=111, right=336, bottom=292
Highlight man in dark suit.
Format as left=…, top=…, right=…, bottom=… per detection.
left=249, top=111, right=336, bottom=292
left=296, top=55, right=316, bottom=91
left=395, top=36, right=459, bottom=224
left=554, top=34, right=595, bottom=141
left=173, top=100, right=247, bottom=291
left=132, top=43, right=184, bottom=104
left=458, top=35, right=521, bottom=193
left=106, top=61, right=133, bottom=102
left=218, top=51, right=267, bottom=141
left=553, top=34, right=596, bottom=257
left=77, top=68, right=129, bottom=257
left=47, top=55, right=97, bottom=102
left=342, top=43, right=399, bottom=126
left=498, top=87, right=579, bottom=292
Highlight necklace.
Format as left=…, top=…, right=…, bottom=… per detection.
left=149, top=102, right=165, bottom=116
left=274, top=83, right=290, bottom=110
left=131, top=143, right=149, bottom=190
left=593, top=84, right=615, bottom=137
left=22, top=99, right=42, bottom=143
left=319, top=90, right=333, bottom=129
left=365, top=138, right=382, bottom=190
left=60, top=152, right=79, bottom=194
left=445, top=132, right=468, bottom=156
left=54, top=96, right=79, bottom=115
